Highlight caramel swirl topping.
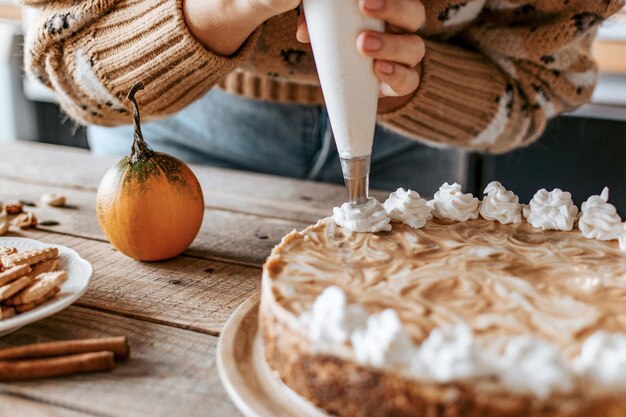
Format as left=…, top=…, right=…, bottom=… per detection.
left=268, top=218, right=626, bottom=358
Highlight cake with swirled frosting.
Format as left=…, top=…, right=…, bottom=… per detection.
left=260, top=184, right=626, bottom=417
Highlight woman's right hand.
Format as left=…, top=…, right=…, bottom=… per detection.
left=184, top=0, right=300, bottom=56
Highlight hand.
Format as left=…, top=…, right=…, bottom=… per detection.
left=184, top=0, right=300, bottom=56
left=296, top=0, right=425, bottom=113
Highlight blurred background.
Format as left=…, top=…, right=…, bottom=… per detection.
left=0, top=1, right=625, bottom=214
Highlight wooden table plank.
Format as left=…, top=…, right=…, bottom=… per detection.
left=4, top=230, right=260, bottom=335
left=0, top=178, right=308, bottom=266
left=1, top=141, right=388, bottom=223
left=0, top=307, right=242, bottom=417
left=1, top=394, right=95, bottom=417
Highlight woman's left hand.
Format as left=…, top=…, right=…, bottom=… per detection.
left=296, top=0, right=426, bottom=113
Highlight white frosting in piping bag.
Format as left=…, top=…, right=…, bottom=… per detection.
left=523, top=188, right=579, bottom=231
left=578, top=187, right=623, bottom=241
left=333, top=198, right=392, bottom=233
left=428, top=183, right=480, bottom=221
left=479, top=181, right=522, bottom=224
left=383, top=188, right=432, bottom=229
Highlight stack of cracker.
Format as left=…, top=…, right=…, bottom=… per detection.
left=0, top=246, right=67, bottom=319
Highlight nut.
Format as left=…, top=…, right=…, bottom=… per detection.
left=12, top=212, right=37, bottom=229
left=40, top=193, right=66, bottom=207
left=5, top=203, right=23, bottom=215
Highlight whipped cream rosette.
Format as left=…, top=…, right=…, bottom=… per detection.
left=351, top=309, right=415, bottom=367
left=428, top=182, right=479, bottom=221
left=479, top=181, right=522, bottom=224
left=301, top=286, right=368, bottom=344
left=383, top=188, right=432, bottom=229
left=574, top=332, right=626, bottom=389
left=578, top=187, right=623, bottom=241
left=411, top=324, right=494, bottom=383
left=523, top=188, right=579, bottom=231
left=333, top=197, right=391, bottom=233
left=497, top=336, right=573, bottom=398
left=620, top=225, right=626, bottom=252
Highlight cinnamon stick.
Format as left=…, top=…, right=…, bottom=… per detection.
left=0, top=351, right=115, bottom=380
left=0, top=337, right=130, bottom=361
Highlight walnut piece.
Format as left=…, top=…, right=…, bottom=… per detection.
left=5, top=203, right=23, bottom=215
left=12, top=213, right=37, bottom=229
left=40, top=193, right=66, bottom=207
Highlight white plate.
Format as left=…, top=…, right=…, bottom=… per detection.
left=0, top=237, right=93, bottom=336
left=217, top=294, right=330, bottom=417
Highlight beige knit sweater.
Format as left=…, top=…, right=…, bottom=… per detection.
left=24, top=0, right=623, bottom=153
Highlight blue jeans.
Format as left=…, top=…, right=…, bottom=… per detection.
left=88, top=89, right=467, bottom=195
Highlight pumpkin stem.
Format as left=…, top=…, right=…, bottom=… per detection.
left=127, top=81, right=155, bottom=164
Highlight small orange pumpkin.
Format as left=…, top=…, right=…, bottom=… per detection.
left=96, top=82, right=204, bottom=261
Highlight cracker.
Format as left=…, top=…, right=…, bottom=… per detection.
left=0, top=306, right=16, bottom=320
left=8, top=271, right=67, bottom=304
left=26, top=259, right=59, bottom=279
left=1, top=247, right=58, bottom=269
left=0, top=265, right=31, bottom=286
left=0, top=276, right=32, bottom=301
left=0, top=247, right=17, bottom=257
left=1, top=261, right=58, bottom=304
left=15, top=288, right=58, bottom=313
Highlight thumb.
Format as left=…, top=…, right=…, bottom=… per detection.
left=296, top=11, right=310, bottom=43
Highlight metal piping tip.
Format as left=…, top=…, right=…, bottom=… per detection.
left=340, top=156, right=371, bottom=207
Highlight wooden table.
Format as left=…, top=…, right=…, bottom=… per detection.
left=0, top=141, right=388, bottom=417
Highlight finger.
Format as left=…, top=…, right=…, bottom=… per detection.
left=358, top=0, right=425, bottom=33
left=296, top=12, right=310, bottom=43
left=357, top=32, right=425, bottom=67
left=374, top=60, right=420, bottom=97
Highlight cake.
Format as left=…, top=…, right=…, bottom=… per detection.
left=259, top=183, right=626, bottom=417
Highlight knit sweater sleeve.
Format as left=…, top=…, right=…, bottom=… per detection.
left=24, top=0, right=259, bottom=126
left=378, top=1, right=623, bottom=154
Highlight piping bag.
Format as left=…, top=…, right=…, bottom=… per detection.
left=302, top=0, right=384, bottom=206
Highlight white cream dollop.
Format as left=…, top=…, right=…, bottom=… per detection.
left=351, top=309, right=416, bottom=367
left=497, top=336, right=573, bottom=398
left=620, top=224, right=626, bottom=252
left=578, top=188, right=623, bottom=241
left=574, top=332, right=626, bottom=389
left=412, top=324, right=493, bottom=382
left=333, top=198, right=392, bottom=233
left=428, top=183, right=480, bottom=222
left=301, top=286, right=368, bottom=344
left=479, top=181, right=522, bottom=224
left=383, top=188, right=432, bottom=229
left=523, top=188, right=579, bottom=231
